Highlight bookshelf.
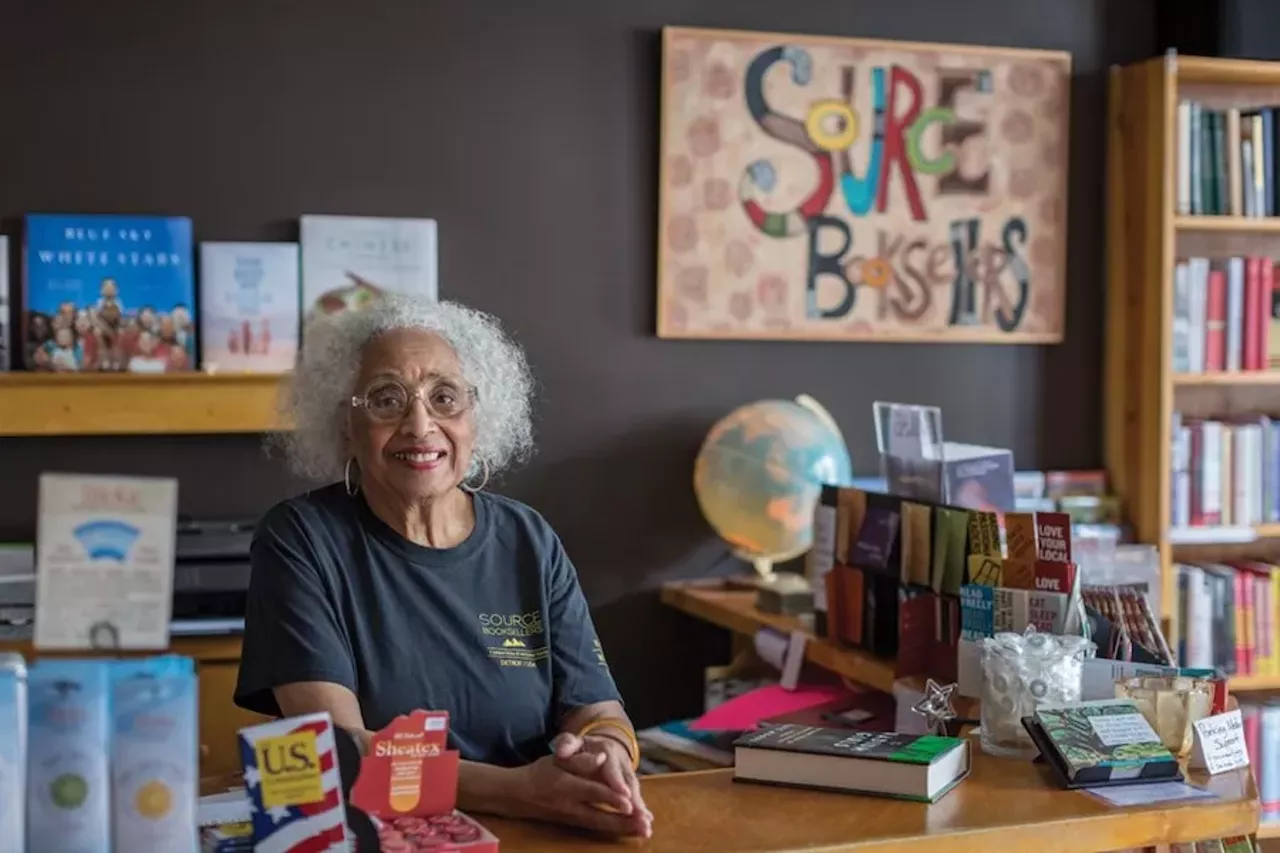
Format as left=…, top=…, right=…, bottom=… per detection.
left=1106, top=52, right=1280, bottom=694
left=0, top=372, right=287, bottom=436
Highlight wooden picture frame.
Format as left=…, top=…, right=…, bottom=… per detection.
left=656, top=26, right=1072, bottom=343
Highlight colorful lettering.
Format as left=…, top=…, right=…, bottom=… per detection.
left=739, top=46, right=835, bottom=238
left=876, top=66, right=926, bottom=221
left=806, top=216, right=857, bottom=319
left=838, top=67, right=884, bottom=217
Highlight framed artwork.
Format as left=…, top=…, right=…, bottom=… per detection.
left=656, top=27, right=1072, bottom=343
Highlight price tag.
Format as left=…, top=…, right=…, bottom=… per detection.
left=1189, top=709, right=1249, bottom=775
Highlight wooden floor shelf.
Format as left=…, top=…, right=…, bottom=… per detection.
left=0, top=372, right=288, bottom=436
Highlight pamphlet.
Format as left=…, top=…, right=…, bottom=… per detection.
left=34, top=473, right=178, bottom=650
left=1083, top=780, right=1219, bottom=808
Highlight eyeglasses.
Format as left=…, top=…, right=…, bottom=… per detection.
left=350, top=376, right=477, bottom=422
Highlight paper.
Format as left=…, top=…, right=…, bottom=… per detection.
left=1190, top=709, right=1250, bottom=775
left=780, top=630, right=808, bottom=691
left=34, top=473, right=178, bottom=650
left=689, top=684, right=845, bottom=732
left=1084, top=781, right=1218, bottom=808
left=1088, top=711, right=1161, bottom=747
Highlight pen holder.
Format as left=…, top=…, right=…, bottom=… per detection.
left=979, top=628, right=1095, bottom=759
left=1114, top=675, right=1214, bottom=757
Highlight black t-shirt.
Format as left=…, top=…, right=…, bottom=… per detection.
left=233, top=484, right=621, bottom=767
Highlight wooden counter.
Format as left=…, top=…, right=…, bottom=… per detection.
left=482, top=754, right=1260, bottom=853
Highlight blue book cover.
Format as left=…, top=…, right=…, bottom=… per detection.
left=959, top=584, right=995, bottom=641
left=23, top=214, right=195, bottom=372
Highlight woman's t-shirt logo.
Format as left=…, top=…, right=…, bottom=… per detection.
left=477, top=611, right=548, bottom=668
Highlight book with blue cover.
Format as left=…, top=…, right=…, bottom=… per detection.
left=22, top=214, right=196, bottom=372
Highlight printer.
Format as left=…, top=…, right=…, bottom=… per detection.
left=171, top=518, right=256, bottom=621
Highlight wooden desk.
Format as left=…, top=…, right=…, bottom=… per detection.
left=483, top=755, right=1260, bottom=853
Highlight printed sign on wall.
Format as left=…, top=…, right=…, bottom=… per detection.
left=656, top=27, right=1071, bottom=343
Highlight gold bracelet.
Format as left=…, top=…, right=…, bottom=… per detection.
left=577, top=717, right=640, bottom=771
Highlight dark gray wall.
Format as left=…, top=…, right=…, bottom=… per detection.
left=0, top=0, right=1156, bottom=725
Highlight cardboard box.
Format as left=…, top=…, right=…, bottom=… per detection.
left=350, top=710, right=498, bottom=853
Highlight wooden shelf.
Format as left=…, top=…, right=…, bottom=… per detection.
left=1259, top=824, right=1280, bottom=840
left=0, top=372, right=288, bottom=436
left=1173, top=370, right=1280, bottom=386
left=1229, top=673, right=1280, bottom=692
left=1167, top=523, right=1280, bottom=546
left=660, top=581, right=898, bottom=693
left=1107, top=55, right=1280, bottom=643
left=1175, top=215, right=1280, bottom=233
left=1175, top=53, right=1280, bottom=86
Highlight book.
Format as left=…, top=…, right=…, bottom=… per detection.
left=300, top=215, right=437, bottom=328
left=199, top=242, right=300, bottom=373
left=943, top=442, right=1016, bottom=512
left=1023, top=699, right=1180, bottom=787
left=0, top=235, right=8, bottom=371
left=22, top=214, right=196, bottom=372
left=733, top=724, right=969, bottom=803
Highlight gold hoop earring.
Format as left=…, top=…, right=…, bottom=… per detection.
left=344, top=458, right=359, bottom=496
left=462, top=458, right=490, bottom=493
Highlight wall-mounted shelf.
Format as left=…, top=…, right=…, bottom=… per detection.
left=0, top=372, right=287, bottom=437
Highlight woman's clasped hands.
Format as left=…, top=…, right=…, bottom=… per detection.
left=509, top=732, right=653, bottom=838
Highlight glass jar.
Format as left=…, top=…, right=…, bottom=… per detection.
left=980, top=629, right=1095, bottom=759
left=1114, top=675, right=1214, bottom=756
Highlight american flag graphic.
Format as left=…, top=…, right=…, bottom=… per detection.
left=238, top=712, right=349, bottom=853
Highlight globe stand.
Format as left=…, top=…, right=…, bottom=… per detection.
left=750, top=556, right=776, bottom=581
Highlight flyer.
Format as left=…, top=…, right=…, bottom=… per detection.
left=34, top=473, right=178, bottom=650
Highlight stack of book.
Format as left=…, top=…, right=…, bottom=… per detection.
left=1172, top=256, right=1280, bottom=376
left=1177, top=562, right=1279, bottom=681
left=1170, top=414, right=1279, bottom=529
left=1177, top=101, right=1280, bottom=219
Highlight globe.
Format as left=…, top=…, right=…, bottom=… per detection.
left=693, top=395, right=853, bottom=577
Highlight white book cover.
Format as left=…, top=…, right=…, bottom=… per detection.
left=199, top=242, right=300, bottom=373
left=0, top=235, right=8, bottom=371
left=300, top=215, right=437, bottom=327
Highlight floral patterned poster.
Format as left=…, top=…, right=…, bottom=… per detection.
left=657, top=27, right=1071, bottom=343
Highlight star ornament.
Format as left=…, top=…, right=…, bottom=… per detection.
left=910, top=679, right=958, bottom=736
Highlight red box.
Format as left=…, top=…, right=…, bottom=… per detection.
left=350, top=710, right=499, bottom=852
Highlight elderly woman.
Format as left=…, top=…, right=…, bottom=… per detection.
left=234, top=295, right=651, bottom=838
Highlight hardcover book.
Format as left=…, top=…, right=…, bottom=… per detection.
left=22, top=214, right=196, bottom=372
left=199, top=242, right=300, bottom=373
left=300, top=215, right=437, bottom=328
left=1024, top=699, right=1180, bottom=787
left=0, top=235, right=8, bottom=371
left=849, top=507, right=900, bottom=575
left=733, top=724, right=969, bottom=803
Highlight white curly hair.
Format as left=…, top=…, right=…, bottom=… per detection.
left=270, top=295, right=535, bottom=483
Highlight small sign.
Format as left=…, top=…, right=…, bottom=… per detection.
left=781, top=630, right=808, bottom=691
left=35, top=473, right=178, bottom=650
left=1190, top=709, right=1250, bottom=775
